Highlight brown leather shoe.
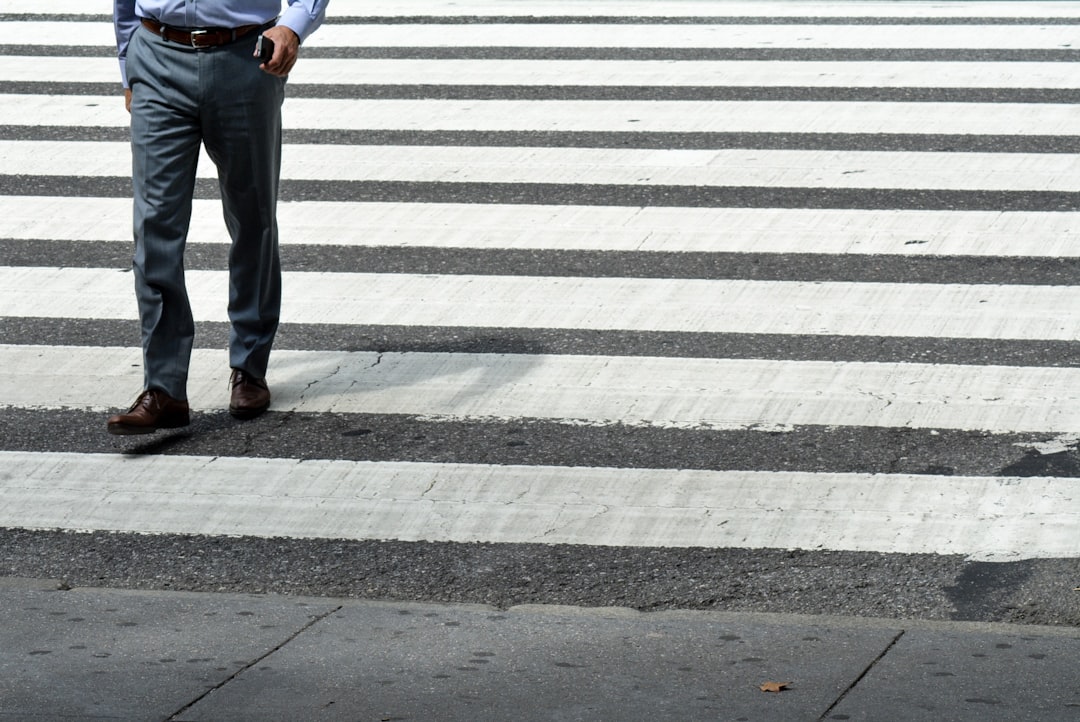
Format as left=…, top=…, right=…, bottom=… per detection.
left=229, top=369, right=271, bottom=420
left=107, top=389, right=190, bottom=435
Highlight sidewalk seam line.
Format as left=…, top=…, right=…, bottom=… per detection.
left=164, top=604, right=344, bottom=722
left=816, top=628, right=905, bottom=721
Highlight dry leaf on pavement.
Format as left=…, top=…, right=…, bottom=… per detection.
left=760, top=681, right=792, bottom=693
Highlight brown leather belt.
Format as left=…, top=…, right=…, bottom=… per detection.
left=140, top=17, right=263, bottom=48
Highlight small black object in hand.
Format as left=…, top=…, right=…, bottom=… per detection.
left=255, top=34, right=275, bottom=63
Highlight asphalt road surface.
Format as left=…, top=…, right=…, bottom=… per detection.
left=1, top=0, right=1079, bottom=628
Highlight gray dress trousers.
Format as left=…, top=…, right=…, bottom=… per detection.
left=126, top=22, right=286, bottom=400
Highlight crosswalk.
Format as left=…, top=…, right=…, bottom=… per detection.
left=2, top=1, right=1079, bottom=576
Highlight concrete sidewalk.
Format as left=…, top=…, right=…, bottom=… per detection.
left=2, top=577, right=1078, bottom=721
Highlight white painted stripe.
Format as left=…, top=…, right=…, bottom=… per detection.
left=308, top=0, right=1080, bottom=19
left=4, top=141, right=1078, bottom=192
left=4, top=345, right=1080, bottom=433
left=1, top=57, right=130, bottom=84
left=6, top=22, right=119, bottom=47
left=0, top=95, right=131, bottom=128
left=286, top=59, right=1080, bottom=90
left=5, top=95, right=1077, bottom=136
left=26, top=0, right=1080, bottom=19
left=8, top=0, right=98, bottom=12
left=134, top=98, right=1080, bottom=137
left=0, top=450, right=1074, bottom=561
left=13, top=21, right=1078, bottom=50
left=5, top=267, right=1080, bottom=341
left=4, top=197, right=1077, bottom=258
left=290, top=24, right=1080, bottom=51
left=10, top=56, right=1080, bottom=89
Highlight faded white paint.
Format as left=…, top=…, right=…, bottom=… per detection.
left=8, top=56, right=1080, bottom=89
left=2, top=197, right=1077, bottom=258
left=4, top=95, right=1077, bottom=137
left=0, top=451, right=1075, bottom=561
left=4, top=345, right=1080, bottom=433
left=12, top=20, right=1080, bottom=49
left=3, top=267, right=1080, bottom=340
left=3, top=141, right=1078, bottom=191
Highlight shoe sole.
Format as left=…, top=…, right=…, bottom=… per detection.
left=105, top=423, right=190, bottom=433
left=229, top=403, right=270, bottom=420
left=107, top=424, right=160, bottom=436
left=107, top=418, right=191, bottom=436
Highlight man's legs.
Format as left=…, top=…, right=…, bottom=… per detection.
left=111, top=28, right=283, bottom=432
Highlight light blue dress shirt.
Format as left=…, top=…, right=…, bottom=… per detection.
left=114, top=0, right=328, bottom=85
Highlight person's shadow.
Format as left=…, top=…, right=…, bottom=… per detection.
left=121, top=329, right=547, bottom=456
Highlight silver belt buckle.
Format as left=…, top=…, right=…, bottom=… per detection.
left=189, top=29, right=210, bottom=47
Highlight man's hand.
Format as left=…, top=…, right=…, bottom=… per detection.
left=257, top=25, right=300, bottom=76
left=124, top=88, right=132, bottom=113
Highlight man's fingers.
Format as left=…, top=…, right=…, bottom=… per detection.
left=124, top=88, right=132, bottom=114
left=259, top=26, right=300, bottom=76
